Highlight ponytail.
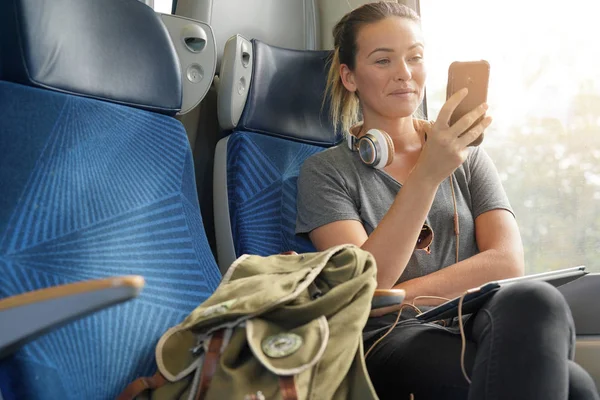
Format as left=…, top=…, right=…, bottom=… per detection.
left=324, top=48, right=361, bottom=135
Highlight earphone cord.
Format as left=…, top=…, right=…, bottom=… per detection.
left=365, top=175, right=468, bottom=388
left=449, top=174, right=460, bottom=264
left=450, top=174, right=471, bottom=384
left=364, top=303, right=422, bottom=359
left=458, top=290, right=472, bottom=384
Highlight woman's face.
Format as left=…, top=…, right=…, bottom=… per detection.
left=340, top=17, right=426, bottom=120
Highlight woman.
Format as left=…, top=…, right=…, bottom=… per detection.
left=295, top=2, right=599, bottom=399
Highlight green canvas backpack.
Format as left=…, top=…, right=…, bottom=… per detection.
left=118, top=244, right=380, bottom=400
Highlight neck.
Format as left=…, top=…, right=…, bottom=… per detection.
left=358, top=115, right=421, bottom=152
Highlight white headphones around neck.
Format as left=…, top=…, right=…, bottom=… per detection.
left=346, top=127, right=395, bottom=170
left=347, top=119, right=433, bottom=170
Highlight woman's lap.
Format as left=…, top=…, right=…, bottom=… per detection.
left=364, top=315, right=476, bottom=399
left=363, top=281, right=596, bottom=400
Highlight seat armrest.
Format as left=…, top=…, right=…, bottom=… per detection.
left=372, top=289, right=406, bottom=308
left=559, top=273, right=600, bottom=334
left=0, top=276, right=145, bottom=358
left=370, top=289, right=406, bottom=318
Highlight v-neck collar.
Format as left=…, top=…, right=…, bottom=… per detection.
left=341, top=143, right=404, bottom=187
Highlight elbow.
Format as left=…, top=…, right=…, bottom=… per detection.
left=507, top=259, right=525, bottom=278
left=483, top=247, right=524, bottom=279
left=375, top=273, right=397, bottom=290
left=512, top=244, right=526, bottom=276
left=374, top=261, right=404, bottom=289
left=502, top=248, right=525, bottom=278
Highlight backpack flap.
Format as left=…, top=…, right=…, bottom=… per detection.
left=176, top=254, right=322, bottom=332
left=245, top=316, right=329, bottom=377
left=198, top=316, right=330, bottom=400
left=176, top=245, right=375, bottom=335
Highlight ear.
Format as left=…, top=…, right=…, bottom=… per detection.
left=340, top=63, right=357, bottom=93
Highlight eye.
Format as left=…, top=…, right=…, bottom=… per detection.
left=409, top=55, right=424, bottom=62
left=375, top=58, right=390, bottom=65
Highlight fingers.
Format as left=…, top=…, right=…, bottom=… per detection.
left=451, top=102, right=489, bottom=135
left=457, top=115, right=492, bottom=148
left=437, top=88, right=469, bottom=126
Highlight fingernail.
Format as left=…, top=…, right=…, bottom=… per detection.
left=482, top=103, right=489, bottom=110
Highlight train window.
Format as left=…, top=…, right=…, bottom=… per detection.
left=420, top=0, right=600, bottom=273
left=154, top=0, right=173, bottom=14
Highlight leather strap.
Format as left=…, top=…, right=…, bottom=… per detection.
left=195, top=329, right=225, bottom=400
left=279, top=375, right=299, bottom=400
left=116, top=371, right=167, bottom=400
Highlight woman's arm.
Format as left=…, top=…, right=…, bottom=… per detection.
left=394, top=208, right=524, bottom=304
left=309, top=171, right=439, bottom=288
left=309, top=89, right=491, bottom=289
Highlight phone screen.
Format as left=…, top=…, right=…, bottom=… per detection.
left=446, top=60, right=490, bottom=146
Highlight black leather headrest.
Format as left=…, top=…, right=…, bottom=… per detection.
left=238, top=40, right=342, bottom=146
left=0, top=0, right=182, bottom=115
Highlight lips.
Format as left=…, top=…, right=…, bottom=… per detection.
left=390, top=88, right=416, bottom=95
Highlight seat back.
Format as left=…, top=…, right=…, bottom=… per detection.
left=0, top=0, right=221, bottom=398
left=214, top=38, right=342, bottom=272
left=172, top=0, right=320, bottom=263
left=175, top=0, right=319, bottom=70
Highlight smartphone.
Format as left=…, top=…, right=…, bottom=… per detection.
left=446, top=60, right=490, bottom=146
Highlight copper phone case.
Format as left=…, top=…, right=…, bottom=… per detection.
left=446, top=60, right=490, bottom=146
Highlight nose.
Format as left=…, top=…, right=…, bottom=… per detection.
left=395, top=60, right=412, bottom=81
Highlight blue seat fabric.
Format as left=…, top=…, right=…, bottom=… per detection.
left=226, top=131, right=327, bottom=258
left=0, top=81, right=221, bottom=399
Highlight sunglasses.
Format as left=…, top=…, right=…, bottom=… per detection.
left=416, top=224, right=434, bottom=254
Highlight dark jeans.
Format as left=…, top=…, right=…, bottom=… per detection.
left=364, top=281, right=599, bottom=400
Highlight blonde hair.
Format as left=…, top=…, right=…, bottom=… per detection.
left=325, top=2, right=421, bottom=134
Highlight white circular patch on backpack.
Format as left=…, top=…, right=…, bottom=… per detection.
left=261, top=333, right=303, bottom=358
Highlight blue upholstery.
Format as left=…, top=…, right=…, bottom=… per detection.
left=226, top=132, right=323, bottom=257
left=0, top=81, right=221, bottom=399
left=0, top=0, right=182, bottom=115
left=215, top=40, right=342, bottom=264
left=236, top=40, right=339, bottom=146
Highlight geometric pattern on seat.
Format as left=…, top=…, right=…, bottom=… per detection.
left=0, top=81, right=221, bottom=399
left=226, top=131, right=325, bottom=258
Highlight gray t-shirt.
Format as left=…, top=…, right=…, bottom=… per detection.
left=295, top=143, right=514, bottom=284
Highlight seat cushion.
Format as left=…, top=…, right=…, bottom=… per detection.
left=226, top=131, right=325, bottom=257
left=0, top=81, right=221, bottom=399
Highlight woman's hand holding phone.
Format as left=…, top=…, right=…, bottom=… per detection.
left=446, top=60, right=491, bottom=146
left=412, top=88, right=492, bottom=186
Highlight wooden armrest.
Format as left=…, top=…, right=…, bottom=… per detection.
left=373, top=289, right=406, bottom=298
left=370, top=289, right=406, bottom=318
left=369, top=303, right=407, bottom=318
left=0, top=276, right=145, bottom=358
